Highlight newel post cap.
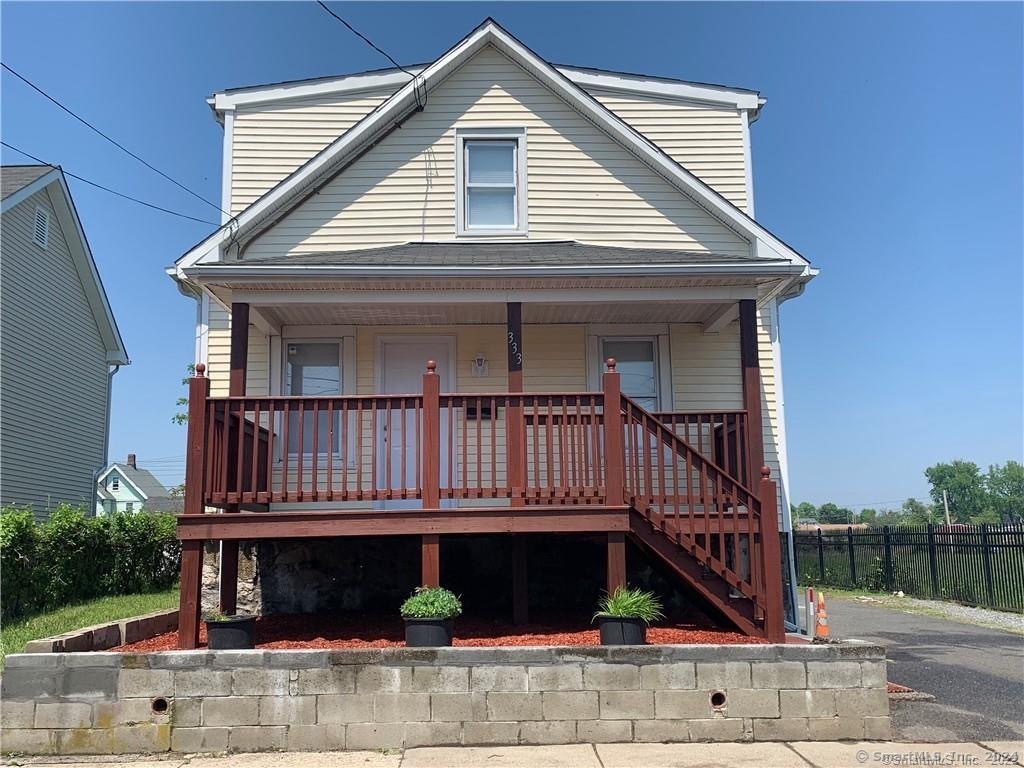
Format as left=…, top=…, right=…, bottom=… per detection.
left=605, top=358, right=617, bottom=372
left=426, top=360, right=437, bottom=373
left=761, top=466, right=771, bottom=480
left=195, top=363, right=206, bottom=377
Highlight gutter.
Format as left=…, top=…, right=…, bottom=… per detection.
left=182, top=261, right=809, bottom=282
left=93, top=363, right=122, bottom=516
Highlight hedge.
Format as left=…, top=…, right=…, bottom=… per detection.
left=0, top=505, right=179, bottom=621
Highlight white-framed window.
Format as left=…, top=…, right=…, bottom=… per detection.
left=601, top=337, right=661, bottom=412
left=33, top=206, right=49, bottom=249
left=125, top=502, right=134, bottom=512
left=111, top=476, right=119, bottom=491
left=455, top=128, right=527, bottom=235
left=284, top=340, right=343, bottom=454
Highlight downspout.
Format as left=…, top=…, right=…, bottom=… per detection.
left=93, top=363, right=121, bottom=516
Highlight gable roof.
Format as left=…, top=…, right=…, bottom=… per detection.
left=97, top=462, right=169, bottom=500
left=1, top=165, right=129, bottom=365
left=174, top=19, right=812, bottom=280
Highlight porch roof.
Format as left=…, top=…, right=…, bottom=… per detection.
left=229, top=242, right=780, bottom=269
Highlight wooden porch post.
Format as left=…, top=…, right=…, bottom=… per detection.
left=739, top=299, right=765, bottom=481
left=607, top=532, right=627, bottom=594
left=759, top=467, right=786, bottom=642
left=220, top=302, right=249, bottom=615
left=422, top=361, right=441, bottom=587
left=506, top=302, right=528, bottom=623
left=178, top=364, right=209, bottom=649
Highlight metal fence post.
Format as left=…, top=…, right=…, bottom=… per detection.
left=882, top=525, right=894, bottom=592
left=816, top=528, right=825, bottom=582
left=847, top=526, right=857, bottom=586
left=981, top=524, right=996, bottom=607
left=926, top=523, right=940, bottom=599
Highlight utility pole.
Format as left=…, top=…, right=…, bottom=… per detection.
left=942, top=489, right=952, bottom=526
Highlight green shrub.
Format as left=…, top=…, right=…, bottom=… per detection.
left=593, top=586, right=665, bottom=625
left=0, top=505, right=179, bottom=621
left=400, top=587, right=463, bottom=619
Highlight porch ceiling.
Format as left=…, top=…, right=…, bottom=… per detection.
left=256, top=301, right=720, bottom=326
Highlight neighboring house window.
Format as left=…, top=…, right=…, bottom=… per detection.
left=285, top=341, right=342, bottom=454
left=456, top=129, right=527, bottom=235
left=601, top=338, right=660, bottom=411
left=111, top=476, right=119, bottom=491
left=125, top=502, right=134, bottom=512
left=33, top=207, right=49, bottom=249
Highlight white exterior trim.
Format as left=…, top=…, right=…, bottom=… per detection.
left=454, top=127, right=528, bottom=237
left=585, top=330, right=672, bottom=411
left=174, top=20, right=811, bottom=275
left=229, top=286, right=760, bottom=306
left=207, top=64, right=761, bottom=115
left=741, top=110, right=755, bottom=217
left=220, top=110, right=235, bottom=223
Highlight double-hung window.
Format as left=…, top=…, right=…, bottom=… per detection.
left=457, top=129, right=526, bottom=235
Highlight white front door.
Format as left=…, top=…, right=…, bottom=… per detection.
left=378, top=338, right=454, bottom=509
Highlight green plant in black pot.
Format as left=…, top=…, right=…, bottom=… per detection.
left=400, top=586, right=462, bottom=647
left=204, top=610, right=256, bottom=650
left=593, top=586, right=664, bottom=645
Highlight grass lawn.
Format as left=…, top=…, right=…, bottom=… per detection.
left=0, top=587, right=178, bottom=666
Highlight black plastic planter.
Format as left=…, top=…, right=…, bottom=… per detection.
left=597, top=616, right=646, bottom=645
left=206, top=615, right=256, bottom=650
left=404, top=618, right=455, bottom=647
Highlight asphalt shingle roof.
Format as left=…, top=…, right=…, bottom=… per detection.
left=249, top=242, right=781, bottom=268
left=111, top=463, right=171, bottom=499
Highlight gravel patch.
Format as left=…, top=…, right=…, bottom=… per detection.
left=848, top=594, right=1024, bottom=634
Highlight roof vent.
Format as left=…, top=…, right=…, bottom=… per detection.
left=33, top=206, right=49, bottom=249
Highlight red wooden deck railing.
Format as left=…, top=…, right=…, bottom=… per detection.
left=181, top=359, right=784, bottom=642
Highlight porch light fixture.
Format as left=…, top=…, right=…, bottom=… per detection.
left=471, top=353, right=488, bottom=378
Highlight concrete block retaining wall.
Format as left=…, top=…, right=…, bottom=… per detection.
left=0, top=643, right=889, bottom=755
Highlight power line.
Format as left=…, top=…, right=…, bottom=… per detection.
left=314, top=3, right=416, bottom=78
left=1, top=141, right=218, bottom=226
left=1, top=61, right=228, bottom=218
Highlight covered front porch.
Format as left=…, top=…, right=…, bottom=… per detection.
left=176, top=254, right=798, bottom=648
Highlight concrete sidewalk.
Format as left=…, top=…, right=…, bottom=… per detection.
left=7, top=742, right=1024, bottom=768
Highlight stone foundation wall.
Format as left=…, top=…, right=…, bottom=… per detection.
left=0, top=643, right=889, bottom=754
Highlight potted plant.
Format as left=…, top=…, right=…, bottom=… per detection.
left=204, top=611, right=256, bottom=650
left=400, top=586, right=462, bottom=647
left=593, top=586, right=664, bottom=645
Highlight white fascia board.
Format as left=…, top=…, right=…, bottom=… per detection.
left=558, top=67, right=762, bottom=110
left=178, top=20, right=809, bottom=273
left=211, top=68, right=422, bottom=113
left=0, top=168, right=61, bottom=212
left=228, top=285, right=761, bottom=305
left=184, top=261, right=805, bottom=281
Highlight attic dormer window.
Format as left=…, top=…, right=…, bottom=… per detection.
left=33, top=206, right=49, bottom=249
left=111, top=476, right=119, bottom=491
left=456, top=128, right=527, bottom=236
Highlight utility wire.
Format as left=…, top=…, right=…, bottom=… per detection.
left=1, top=61, right=228, bottom=218
left=1, top=141, right=219, bottom=226
left=314, top=2, right=425, bottom=107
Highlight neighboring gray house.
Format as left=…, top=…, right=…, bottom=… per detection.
left=0, top=165, right=129, bottom=517
left=95, top=454, right=181, bottom=515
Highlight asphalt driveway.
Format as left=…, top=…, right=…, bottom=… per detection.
left=826, top=596, right=1024, bottom=742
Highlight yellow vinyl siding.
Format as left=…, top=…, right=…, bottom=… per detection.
left=205, top=306, right=268, bottom=396
left=244, top=46, right=749, bottom=257
left=587, top=88, right=749, bottom=211
left=231, top=90, right=392, bottom=213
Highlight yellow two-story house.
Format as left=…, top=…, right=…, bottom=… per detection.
left=170, top=19, right=816, bottom=648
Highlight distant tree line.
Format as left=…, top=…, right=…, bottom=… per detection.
left=792, top=460, right=1023, bottom=527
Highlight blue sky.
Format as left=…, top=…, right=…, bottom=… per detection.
left=2, top=2, right=1021, bottom=508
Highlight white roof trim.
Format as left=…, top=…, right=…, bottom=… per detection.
left=3, top=169, right=129, bottom=365
left=96, top=465, right=149, bottom=500
left=208, top=65, right=761, bottom=115
left=176, top=19, right=808, bottom=275
left=185, top=261, right=811, bottom=281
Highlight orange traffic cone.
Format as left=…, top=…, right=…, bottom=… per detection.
left=815, top=592, right=829, bottom=639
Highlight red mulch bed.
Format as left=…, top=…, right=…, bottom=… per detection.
left=113, top=614, right=765, bottom=652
